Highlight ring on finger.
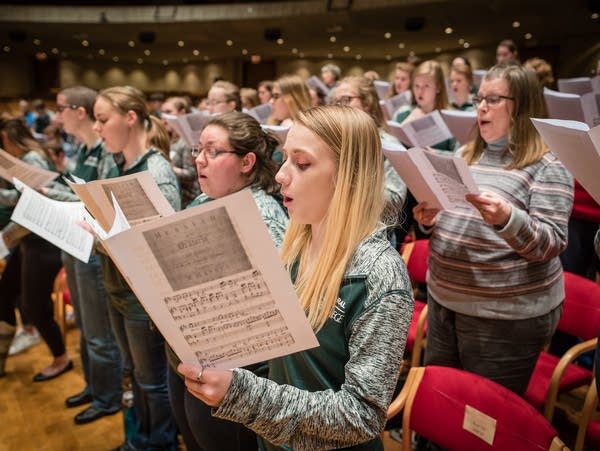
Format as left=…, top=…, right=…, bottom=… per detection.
left=196, top=367, right=204, bottom=383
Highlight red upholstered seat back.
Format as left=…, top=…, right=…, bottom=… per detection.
left=408, top=366, right=559, bottom=451
left=559, top=272, right=600, bottom=340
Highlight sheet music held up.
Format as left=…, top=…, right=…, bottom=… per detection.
left=440, top=109, right=478, bottom=145
left=10, top=179, right=93, bottom=263
left=162, top=112, right=211, bottom=148
left=0, top=149, right=58, bottom=189
left=103, top=189, right=318, bottom=369
left=68, top=171, right=175, bottom=232
left=382, top=141, right=479, bottom=211
left=531, top=118, right=600, bottom=205
left=387, top=110, right=453, bottom=148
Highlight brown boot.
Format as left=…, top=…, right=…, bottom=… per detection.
left=0, top=321, right=17, bottom=377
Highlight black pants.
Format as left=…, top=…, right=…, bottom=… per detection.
left=0, top=238, right=64, bottom=356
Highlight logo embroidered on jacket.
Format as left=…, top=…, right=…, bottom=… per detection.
left=330, top=297, right=346, bottom=323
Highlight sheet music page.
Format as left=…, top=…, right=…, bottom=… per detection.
left=557, top=77, right=593, bottom=96
left=472, top=70, right=487, bottom=89
left=544, top=88, right=586, bottom=123
left=103, top=189, right=319, bottom=369
left=69, top=171, right=175, bottom=232
left=10, top=180, right=93, bottom=262
left=440, top=109, right=478, bottom=144
left=305, top=75, right=330, bottom=95
left=531, top=118, right=600, bottom=204
left=402, top=110, right=453, bottom=148
left=261, top=125, right=290, bottom=145
left=387, top=120, right=413, bottom=147
left=183, top=112, right=211, bottom=148
left=0, top=149, right=59, bottom=189
left=373, top=80, right=391, bottom=100
left=382, top=141, right=443, bottom=210
left=247, top=103, right=272, bottom=124
left=384, top=92, right=411, bottom=119
left=581, top=92, right=600, bottom=127
left=592, top=76, right=600, bottom=94
left=383, top=142, right=478, bottom=210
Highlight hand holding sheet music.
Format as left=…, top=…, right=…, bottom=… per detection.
left=102, top=189, right=318, bottom=369
left=382, top=140, right=479, bottom=211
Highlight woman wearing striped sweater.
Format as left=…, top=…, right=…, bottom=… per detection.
left=413, top=62, right=574, bottom=395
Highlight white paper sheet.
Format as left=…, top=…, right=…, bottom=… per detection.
left=531, top=118, right=600, bottom=204
left=68, top=171, right=175, bottom=233
left=0, top=149, right=58, bottom=189
left=373, top=80, right=391, bottom=100
left=558, top=77, right=593, bottom=96
left=440, top=109, right=478, bottom=144
left=382, top=144, right=479, bottom=211
left=261, top=124, right=290, bottom=145
left=305, top=75, right=330, bottom=95
left=102, top=189, right=319, bottom=369
left=383, top=92, right=411, bottom=119
left=388, top=110, right=453, bottom=148
left=247, top=103, right=272, bottom=124
left=10, top=179, right=93, bottom=262
left=163, top=112, right=211, bottom=148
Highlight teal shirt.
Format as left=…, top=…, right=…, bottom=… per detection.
left=101, top=149, right=181, bottom=320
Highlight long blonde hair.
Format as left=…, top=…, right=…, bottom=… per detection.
left=274, top=75, right=312, bottom=121
left=280, top=106, right=385, bottom=331
left=462, top=62, right=548, bottom=170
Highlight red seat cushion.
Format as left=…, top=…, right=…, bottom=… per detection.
left=524, top=352, right=593, bottom=409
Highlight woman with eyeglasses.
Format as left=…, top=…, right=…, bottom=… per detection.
left=0, top=118, right=71, bottom=381
left=178, top=106, right=413, bottom=450
left=332, top=76, right=407, bottom=229
left=93, top=85, right=181, bottom=451
left=167, top=112, right=288, bottom=451
left=268, top=75, right=311, bottom=127
left=413, top=62, right=573, bottom=395
left=206, top=80, right=241, bottom=115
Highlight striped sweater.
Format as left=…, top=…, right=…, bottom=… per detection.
left=427, top=145, right=573, bottom=320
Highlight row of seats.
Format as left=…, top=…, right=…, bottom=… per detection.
left=395, top=238, right=600, bottom=451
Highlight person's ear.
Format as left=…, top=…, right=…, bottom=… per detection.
left=240, top=152, right=256, bottom=174
left=125, top=110, right=138, bottom=127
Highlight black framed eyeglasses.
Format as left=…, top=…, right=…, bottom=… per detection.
left=191, top=146, right=239, bottom=159
left=332, top=95, right=360, bottom=106
left=56, top=104, right=79, bottom=113
left=472, top=95, right=515, bottom=107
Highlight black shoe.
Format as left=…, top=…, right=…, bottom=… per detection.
left=66, top=391, right=93, bottom=408
left=74, top=405, right=120, bottom=425
left=32, top=360, right=73, bottom=382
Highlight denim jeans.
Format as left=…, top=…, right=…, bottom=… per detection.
left=108, top=303, right=177, bottom=451
left=167, top=365, right=257, bottom=451
left=62, top=252, right=122, bottom=411
left=425, top=295, right=562, bottom=396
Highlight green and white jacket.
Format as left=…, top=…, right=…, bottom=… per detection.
left=214, top=229, right=414, bottom=451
